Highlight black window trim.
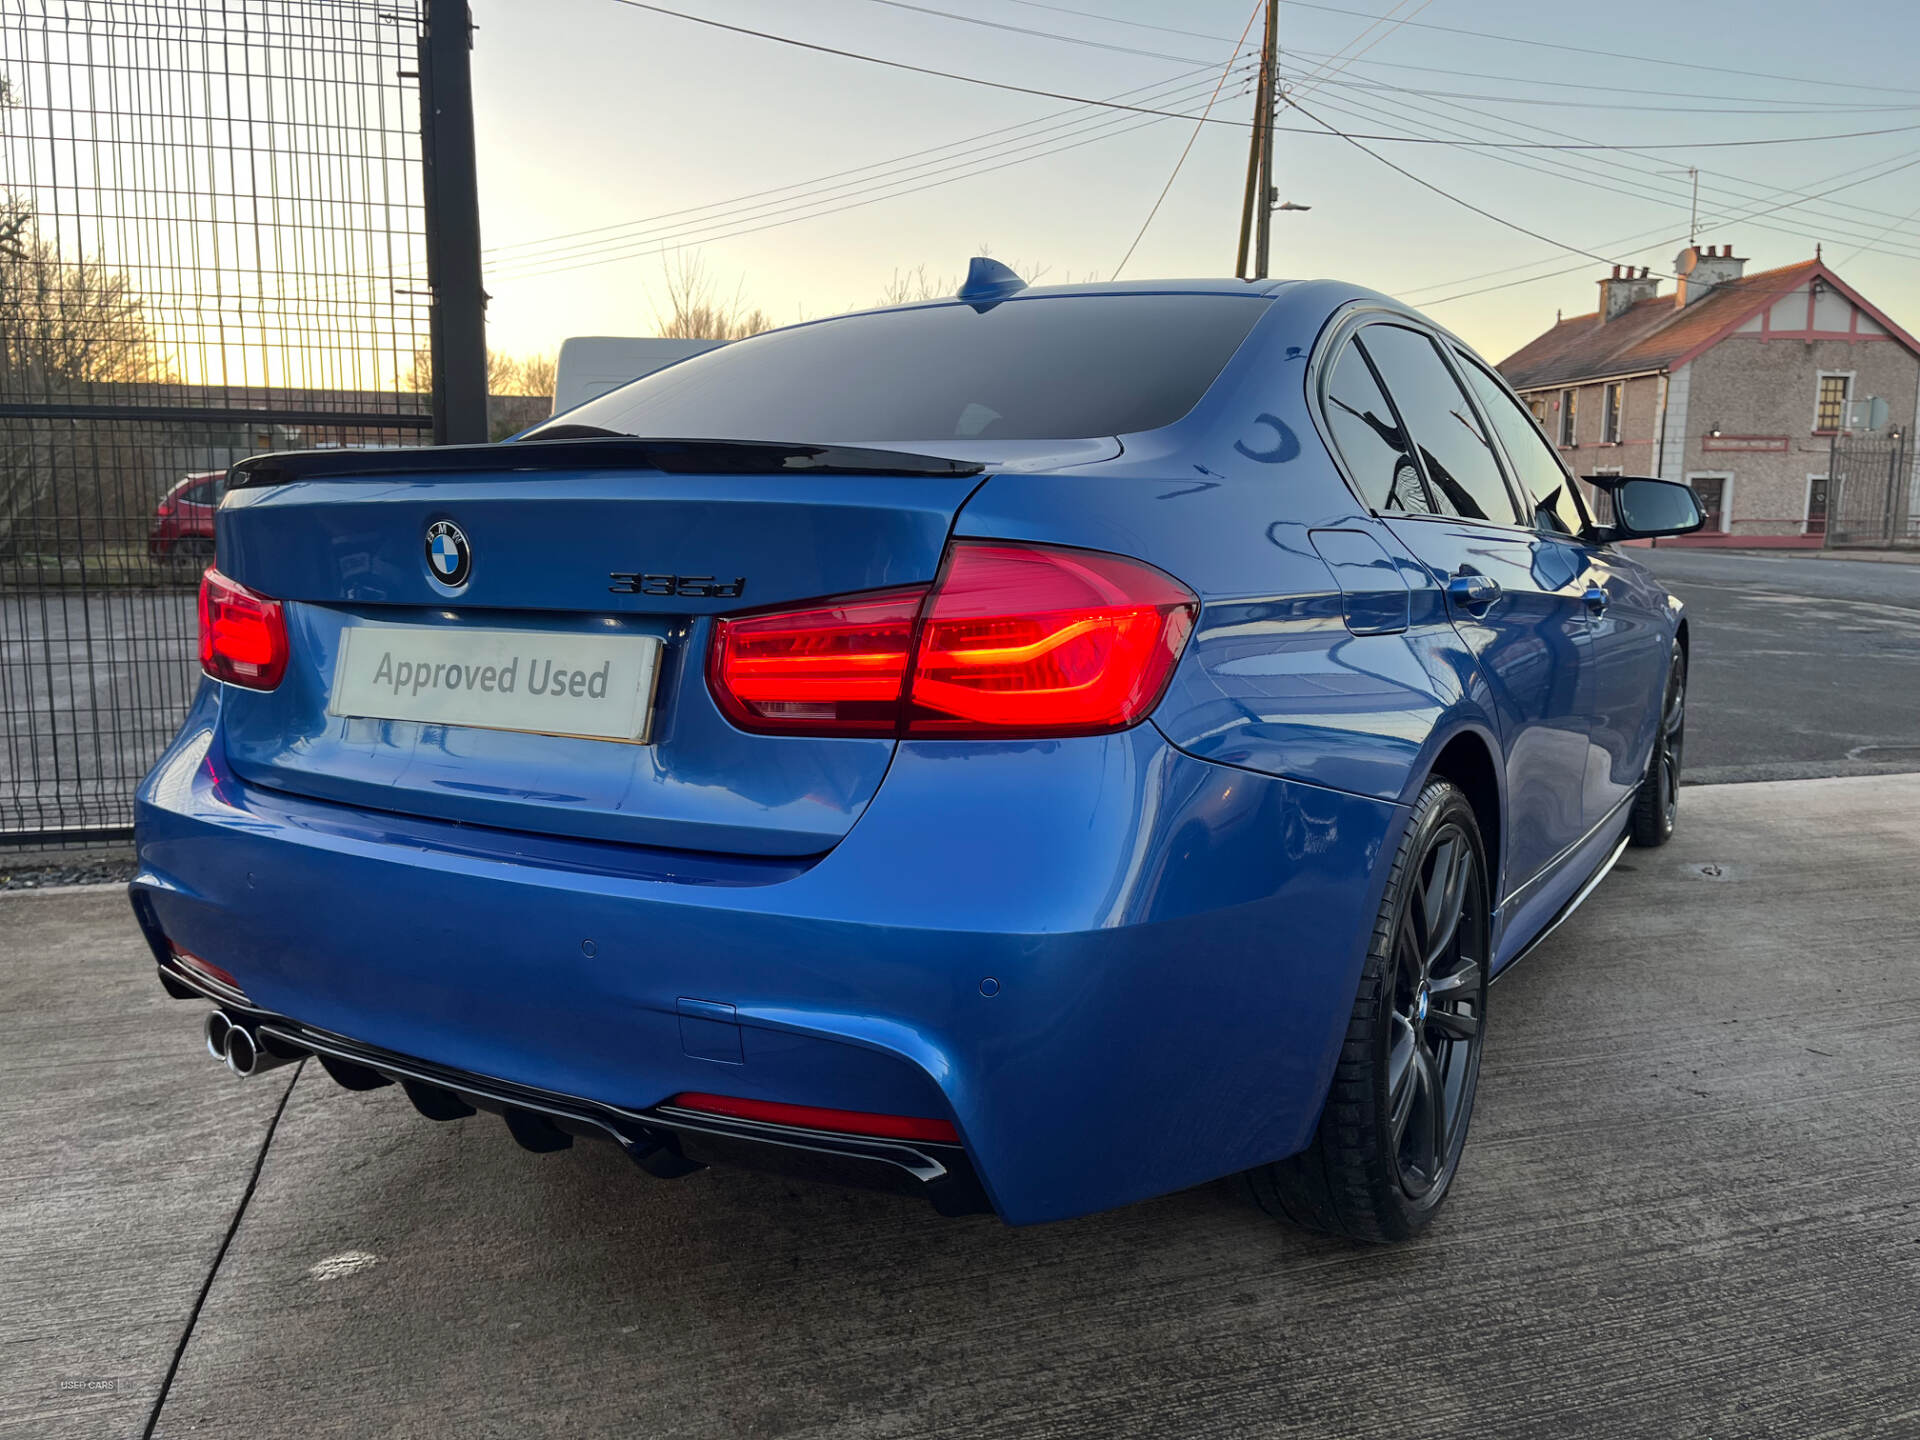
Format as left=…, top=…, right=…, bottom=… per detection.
left=1311, top=306, right=1536, bottom=537
left=1451, top=346, right=1598, bottom=541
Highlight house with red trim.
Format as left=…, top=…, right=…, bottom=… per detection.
left=1497, top=244, right=1920, bottom=546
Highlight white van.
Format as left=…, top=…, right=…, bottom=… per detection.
left=550, top=337, right=726, bottom=417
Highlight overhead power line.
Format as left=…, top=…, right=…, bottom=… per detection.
left=850, top=0, right=1219, bottom=66
left=1298, top=62, right=1920, bottom=258
left=484, top=59, right=1247, bottom=266
left=489, top=69, right=1259, bottom=282
left=1396, top=141, right=1920, bottom=298
left=1112, top=0, right=1263, bottom=280
left=1416, top=147, right=1920, bottom=307
left=1297, top=83, right=1920, bottom=265
left=1286, top=0, right=1438, bottom=103
left=1243, top=47, right=1920, bottom=111
left=999, top=0, right=1920, bottom=99
left=1285, top=97, right=1650, bottom=274
left=602, top=2, right=1920, bottom=149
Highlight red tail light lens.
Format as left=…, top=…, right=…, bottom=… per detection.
left=198, top=567, right=288, bottom=690
left=907, top=543, right=1196, bottom=737
left=708, top=588, right=924, bottom=734
left=707, top=542, right=1196, bottom=738
left=668, top=1091, right=960, bottom=1144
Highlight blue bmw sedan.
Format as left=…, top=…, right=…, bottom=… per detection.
left=133, top=262, right=1701, bottom=1241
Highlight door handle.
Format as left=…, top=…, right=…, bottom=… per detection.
left=1445, top=571, right=1502, bottom=614
left=1582, top=584, right=1609, bottom=617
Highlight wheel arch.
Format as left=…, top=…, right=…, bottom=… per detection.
left=1420, top=725, right=1504, bottom=901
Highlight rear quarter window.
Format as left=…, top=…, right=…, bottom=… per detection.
left=535, top=294, right=1268, bottom=444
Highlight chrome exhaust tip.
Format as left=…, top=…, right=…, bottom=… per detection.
left=204, top=1010, right=234, bottom=1064
left=223, top=1021, right=300, bottom=1078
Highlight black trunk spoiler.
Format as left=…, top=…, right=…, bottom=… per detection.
left=228, top=435, right=985, bottom=490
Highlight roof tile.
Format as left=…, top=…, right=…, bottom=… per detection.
left=1496, top=261, right=1820, bottom=390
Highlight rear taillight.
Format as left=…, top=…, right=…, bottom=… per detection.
left=708, top=541, right=1196, bottom=739
left=707, top=588, right=922, bottom=734
left=907, top=543, right=1197, bottom=737
left=198, top=567, right=288, bottom=690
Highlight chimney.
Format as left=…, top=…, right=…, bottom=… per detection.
left=1675, top=243, right=1747, bottom=307
left=1598, top=263, right=1660, bottom=321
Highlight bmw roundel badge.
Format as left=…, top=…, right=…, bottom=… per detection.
left=425, top=520, right=471, bottom=587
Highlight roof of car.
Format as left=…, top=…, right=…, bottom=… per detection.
left=1008, top=277, right=1295, bottom=298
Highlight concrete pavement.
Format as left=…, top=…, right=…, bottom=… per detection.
left=5, top=773, right=1919, bottom=1438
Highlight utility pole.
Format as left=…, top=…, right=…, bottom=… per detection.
left=1253, top=0, right=1279, bottom=279
left=1234, top=47, right=1265, bottom=277
left=420, top=0, right=489, bottom=445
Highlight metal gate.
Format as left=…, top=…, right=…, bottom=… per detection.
left=1826, top=433, right=1916, bottom=548
left=1, top=1, right=432, bottom=844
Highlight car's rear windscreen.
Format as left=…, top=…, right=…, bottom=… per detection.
left=530, top=294, right=1267, bottom=444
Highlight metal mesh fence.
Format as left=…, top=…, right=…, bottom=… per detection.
left=1, top=0, right=431, bottom=842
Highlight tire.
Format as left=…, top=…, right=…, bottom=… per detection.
left=1248, top=778, right=1490, bottom=1243
left=1628, top=642, right=1686, bottom=849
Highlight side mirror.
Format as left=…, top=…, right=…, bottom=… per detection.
left=1584, top=475, right=1704, bottom=541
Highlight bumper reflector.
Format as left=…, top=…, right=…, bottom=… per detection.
left=668, top=1092, right=959, bottom=1144
left=171, top=947, right=241, bottom=992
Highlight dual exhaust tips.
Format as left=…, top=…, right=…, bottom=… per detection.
left=203, top=1010, right=301, bottom=1078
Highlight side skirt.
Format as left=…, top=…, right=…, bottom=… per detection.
left=1491, top=830, right=1630, bottom=985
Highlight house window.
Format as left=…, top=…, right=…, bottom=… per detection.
left=1558, top=388, right=1577, bottom=446
left=1815, top=374, right=1850, bottom=432
left=1689, top=475, right=1729, bottom=533
left=1601, top=382, right=1623, bottom=443
left=1528, top=396, right=1548, bottom=428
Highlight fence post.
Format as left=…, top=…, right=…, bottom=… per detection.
left=419, top=0, right=489, bottom=446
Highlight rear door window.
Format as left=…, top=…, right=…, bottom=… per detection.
left=1357, top=324, right=1523, bottom=527
left=532, top=294, right=1267, bottom=443
left=1322, top=339, right=1432, bottom=513
left=1457, top=356, right=1589, bottom=537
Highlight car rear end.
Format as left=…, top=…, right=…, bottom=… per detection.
left=131, top=285, right=1406, bottom=1223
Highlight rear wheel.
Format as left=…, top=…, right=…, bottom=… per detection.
left=1629, top=643, right=1686, bottom=848
left=1249, top=779, right=1490, bottom=1243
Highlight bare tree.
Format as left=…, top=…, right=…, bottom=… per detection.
left=405, top=347, right=557, bottom=398
left=514, top=353, right=556, bottom=399
left=648, top=252, right=772, bottom=341
left=0, top=234, right=173, bottom=385
left=878, top=265, right=955, bottom=306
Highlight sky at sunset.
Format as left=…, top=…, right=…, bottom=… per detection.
left=468, top=0, right=1920, bottom=369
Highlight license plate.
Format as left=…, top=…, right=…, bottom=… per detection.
left=330, top=624, right=663, bottom=744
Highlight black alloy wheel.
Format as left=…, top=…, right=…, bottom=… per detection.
left=1386, top=818, right=1486, bottom=1201
left=1630, top=643, right=1686, bottom=848
left=1250, top=778, right=1490, bottom=1242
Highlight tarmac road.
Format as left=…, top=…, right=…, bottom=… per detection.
left=1637, top=548, right=1920, bottom=782
left=6, top=774, right=1918, bottom=1439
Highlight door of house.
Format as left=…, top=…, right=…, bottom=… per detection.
left=1689, top=476, right=1727, bottom=533
left=1806, top=476, right=1830, bottom=536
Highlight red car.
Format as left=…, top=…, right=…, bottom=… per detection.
left=149, top=471, right=222, bottom=559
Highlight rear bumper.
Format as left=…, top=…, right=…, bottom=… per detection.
left=157, top=954, right=992, bottom=1214
left=133, top=681, right=1408, bottom=1224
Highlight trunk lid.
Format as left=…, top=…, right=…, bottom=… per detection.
left=212, top=440, right=985, bottom=856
